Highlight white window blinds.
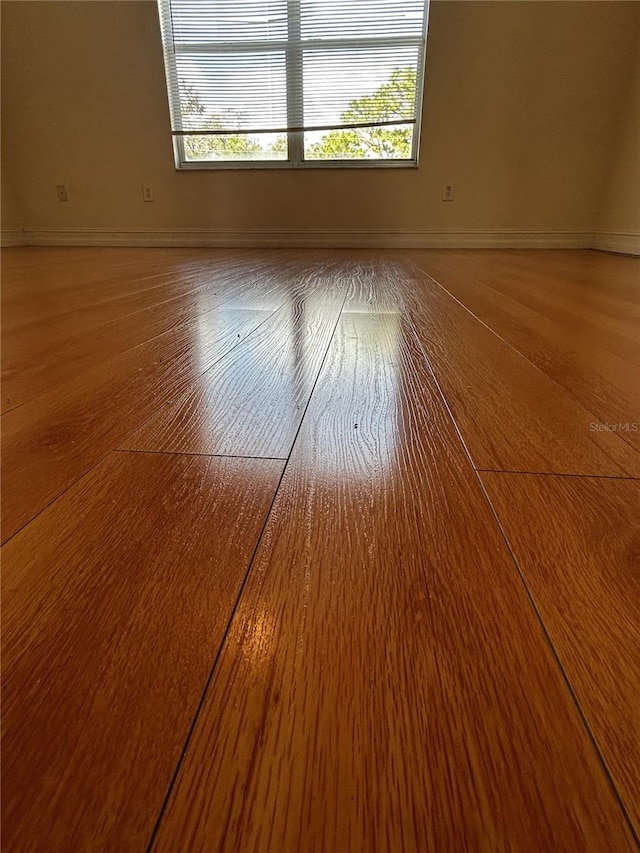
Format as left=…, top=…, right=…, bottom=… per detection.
left=158, top=0, right=429, bottom=166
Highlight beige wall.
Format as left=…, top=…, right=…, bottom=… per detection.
left=0, top=0, right=22, bottom=235
left=597, top=28, right=640, bottom=236
left=1, top=0, right=639, bottom=238
left=0, top=167, right=21, bottom=232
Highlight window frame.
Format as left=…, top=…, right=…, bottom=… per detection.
left=158, top=0, right=429, bottom=171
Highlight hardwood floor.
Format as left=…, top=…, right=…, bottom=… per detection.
left=481, top=472, right=640, bottom=830
left=402, top=250, right=640, bottom=448
left=122, top=291, right=344, bottom=459
left=1, top=246, right=638, bottom=851
left=2, top=452, right=283, bottom=850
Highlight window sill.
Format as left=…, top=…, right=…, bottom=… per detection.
left=175, top=159, right=419, bottom=171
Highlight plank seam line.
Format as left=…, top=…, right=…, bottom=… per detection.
left=475, top=474, right=640, bottom=848
left=144, top=284, right=349, bottom=852
left=407, top=313, right=640, bottom=847
left=98, top=300, right=292, bottom=453
left=403, top=259, right=640, bottom=460
left=1, top=277, right=293, bottom=416
left=476, top=468, right=640, bottom=482
left=3, top=267, right=270, bottom=415
left=113, top=448, right=288, bottom=461
left=1, top=300, right=289, bottom=547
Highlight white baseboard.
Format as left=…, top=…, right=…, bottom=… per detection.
left=22, top=228, right=594, bottom=250
left=1, top=229, right=27, bottom=247
left=592, top=230, right=640, bottom=256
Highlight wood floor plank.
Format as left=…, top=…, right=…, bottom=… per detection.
left=404, top=249, right=640, bottom=367
left=422, top=249, right=640, bottom=316
left=418, top=266, right=640, bottom=451
left=481, top=471, right=640, bottom=833
left=1, top=262, right=299, bottom=411
left=1, top=247, right=247, bottom=331
left=505, top=251, right=637, bottom=313
left=152, top=313, right=634, bottom=853
left=1, top=247, right=291, bottom=360
left=123, top=293, right=344, bottom=458
left=1, top=306, right=278, bottom=541
left=400, top=274, right=640, bottom=477
left=1, top=252, right=306, bottom=410
left=2, top=260, right=218, bottom=339
left=1, top=450, right=283, bottom=851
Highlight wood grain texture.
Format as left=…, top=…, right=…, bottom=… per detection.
left=402, top=249, right=640, bottom=449
left=2, top=247, right=638, bottom=850
left=3, top=288, right=238, bottom=413
left=1, top=450, right=283, bottom=851
left=123, top=294, right=344, bottom=458
left=404, top=249, right=640, bottom=366
left=481, top=471, right=640, bottom=833
left=2, top=247, right=267, bottom=334
left=1, top=307, right=277, bottom=541
left=400, top=274, right=640, bottom=477
left=2, top=257, right=220, bottom=347
left=1, top=249, right=302, bottom=411
left=153, top=314, right=634, bottom=853
left=1, top=251, right=349, bottom=540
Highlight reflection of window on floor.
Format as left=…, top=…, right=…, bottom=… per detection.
left=157, top=0, right=430, bottom=169
left=304, top=313, right=403, bottom=482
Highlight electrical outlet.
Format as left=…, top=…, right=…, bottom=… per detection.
left=142, top=183, right=154, bottom=202
left=442, top=184, right=455, bottom=202
left=56, top=184, right=69, bottom=202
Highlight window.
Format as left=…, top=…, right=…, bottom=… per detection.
left=157, top=0, right=429, bottom=169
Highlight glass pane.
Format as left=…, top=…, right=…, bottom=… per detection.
left=302, top=47, right=419, bottom=129
left=301, top=0, right=425, bottom=41
left=176, top=52, right=287, bottom=133
left=171, top=0, right=288, bottom=44
left=304, top=124, right=413, bottom=161
left=302, top=47, right=418, bottom=160
left=182, top=132, right=288, bottom=162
